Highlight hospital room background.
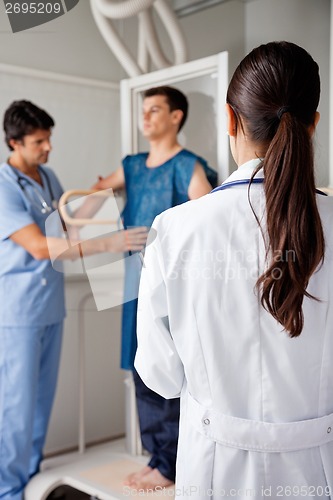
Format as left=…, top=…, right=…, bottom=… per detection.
left=0, top=0, right=331, bottom=496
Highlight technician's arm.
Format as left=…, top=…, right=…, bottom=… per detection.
left=188, top=162, right=212, bottom=199
left=10, top=223, right=148, bottom=261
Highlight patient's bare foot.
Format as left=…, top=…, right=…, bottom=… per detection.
left=132, top=467, right=174, bottom=490
left=123, top=465, right=152, bottom=486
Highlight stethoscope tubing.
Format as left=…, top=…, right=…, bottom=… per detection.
left=211, top=178, right=264, bottom=193
left=10, top=165, right=57, bottom=213
left=211, top=178, right=327, bottom=196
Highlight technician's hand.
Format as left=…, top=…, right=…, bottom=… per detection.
left=107, top=227, right=149, bottom=253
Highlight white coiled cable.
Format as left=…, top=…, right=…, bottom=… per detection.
left=90, top=0, right=188, bottom=77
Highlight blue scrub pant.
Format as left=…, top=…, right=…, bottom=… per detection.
left=133, top=370, right=180, bottom=482
left=0, top=322, right=63, bottom=500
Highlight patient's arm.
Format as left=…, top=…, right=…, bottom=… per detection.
left=70, top=166, right=126, bottom=222
left=91, top=166, right=125, bottom=191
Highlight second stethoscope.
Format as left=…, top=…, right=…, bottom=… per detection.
left=10, top=165, right=58, bottom=213
left=211, top=178, right=327, bottom=196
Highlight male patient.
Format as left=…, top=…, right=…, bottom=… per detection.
left=92, top=86, right=217, bottom=489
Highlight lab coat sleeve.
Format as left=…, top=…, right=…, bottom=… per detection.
left=135, top=218, right=185, bottom=399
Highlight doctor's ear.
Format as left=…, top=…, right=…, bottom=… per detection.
left=9, top=138, right=23, bottom=151
left=225, top=103, right=237, bottom=137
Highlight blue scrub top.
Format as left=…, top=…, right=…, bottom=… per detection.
left=0, top=163, right=66, bottom=326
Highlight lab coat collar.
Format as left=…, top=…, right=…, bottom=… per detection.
left=222, top=158, right=264, bottom=185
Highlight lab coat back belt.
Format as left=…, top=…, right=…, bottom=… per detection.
left=188, top=393, right=333, bottom=453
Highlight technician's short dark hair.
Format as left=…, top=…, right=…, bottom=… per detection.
left=3, top=100, right=55, bottom=150
left=143, top=86, right=188, bottom=131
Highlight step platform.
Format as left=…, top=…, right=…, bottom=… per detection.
left=25, top=449, right=175, bottom=500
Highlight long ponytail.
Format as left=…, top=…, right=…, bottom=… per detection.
left=258, top=112, right=324, bottom=337
left=227, top=41, right=325, bottom=337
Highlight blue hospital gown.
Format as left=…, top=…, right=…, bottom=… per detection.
left=120, top=149, right=217, bottom=370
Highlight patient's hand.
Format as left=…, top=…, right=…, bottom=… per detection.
left=91, top=175, right=108, bottom=191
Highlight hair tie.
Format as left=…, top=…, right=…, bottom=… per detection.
left=277, top=106, right=291, bottom=120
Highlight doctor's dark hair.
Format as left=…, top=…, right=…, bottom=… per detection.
left=143, top=86, right=188, bottom=131
left=226, top=41, right=324, bottom=338
left=4, top=100, right=55, bottom=150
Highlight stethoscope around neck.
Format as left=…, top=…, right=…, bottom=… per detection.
left=10, top=164, right=58, bottom=213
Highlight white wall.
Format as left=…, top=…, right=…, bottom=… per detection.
left=0, top=0, right=329, bottom=107
left=0, top=67, right=120, bottom=190
left=45, top=278, right=125, bottom=455
left=179, top=1, right=245, bottom=76
left=328, top=0, right=333, bottom=189
left=126, top=0, right=330, bottom=181
left=245, top=0, right=331, bottom=186
left=178, top=0, right=245, bottom=173
left=0, top=0, right=127, bottom=81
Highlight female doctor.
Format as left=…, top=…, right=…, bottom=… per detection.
left=135, top=42, right=333, bottom=498
left=0, top=100, right=147, bottom=500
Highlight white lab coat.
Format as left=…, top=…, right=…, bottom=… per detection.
left=135, top=159, right=333, bottom=499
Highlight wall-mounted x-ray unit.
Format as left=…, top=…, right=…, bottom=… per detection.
left=121, top=50, right=229, bottom=455
left=121, top=51, right=229, bottom=183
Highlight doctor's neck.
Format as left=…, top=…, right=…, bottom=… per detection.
left=231, top=134, right=267, bottom=168
left=8, top=154, right=40, bottom=177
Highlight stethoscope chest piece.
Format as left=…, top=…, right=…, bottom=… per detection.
left=10, top=165, right=57, bottom=214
